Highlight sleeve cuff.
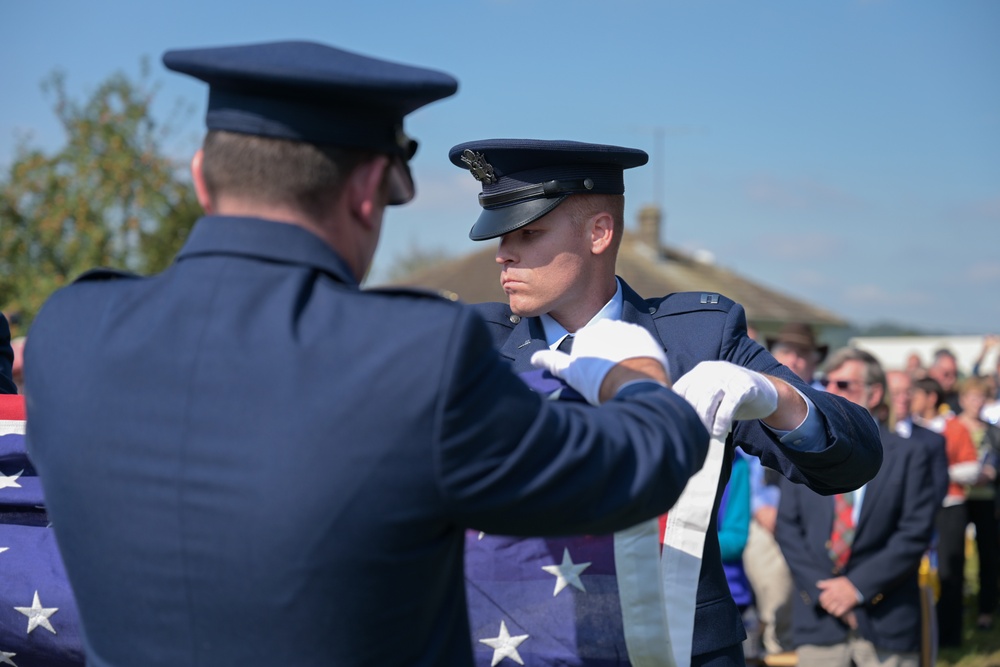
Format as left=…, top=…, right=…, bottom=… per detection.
left=767, top=389, right=825, bottom=452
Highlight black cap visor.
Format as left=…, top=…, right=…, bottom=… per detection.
left=469, top=196, right=568, bottom=241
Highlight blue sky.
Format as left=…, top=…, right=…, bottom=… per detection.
left=2, top=1, right=998, bottom=333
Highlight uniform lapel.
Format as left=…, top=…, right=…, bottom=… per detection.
left=499, top=316, right=550, bottom=374
left=620, top=278, right=673, bottom=379
left=854, top=426, right=893, bottom=536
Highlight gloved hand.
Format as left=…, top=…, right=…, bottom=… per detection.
left=671, top=360, right=778, bottom=438
left=530, top=319, right=669, bottom=406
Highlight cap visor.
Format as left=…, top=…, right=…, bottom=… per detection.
left=469, top=196, right=567, bottom=241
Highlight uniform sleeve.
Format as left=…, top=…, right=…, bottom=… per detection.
left=432, top=307, right=710, bottom=537
left=721, top=305, right=882, bottom=494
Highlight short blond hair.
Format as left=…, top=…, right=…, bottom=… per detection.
left=560, top=194, right=625, bottom=252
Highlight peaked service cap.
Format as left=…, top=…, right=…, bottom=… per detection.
left=163, top=40, right=459, bottom=204
left=448, top=139, right=648, bottom=240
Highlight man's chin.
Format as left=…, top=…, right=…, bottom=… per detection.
left=507, top=298, right=542, bottom=319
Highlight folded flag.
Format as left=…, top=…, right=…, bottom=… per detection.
left=465, top=370, right=671, bottom=667
left=0, top=395, right=85, bottom=667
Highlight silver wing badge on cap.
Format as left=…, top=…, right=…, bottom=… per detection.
left=460, top=149, right=497, bottom=185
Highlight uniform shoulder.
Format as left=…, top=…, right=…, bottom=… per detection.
left=468, top=301, right=518, bottom=329
left=73, top=267, right=141, bottom=283
left=363, top=285, right=455, bottom=302
left=361, top=285, right=469, bottom=319
left=644, top=291, right=737, bottom=318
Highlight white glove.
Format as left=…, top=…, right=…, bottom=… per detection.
left=671, top=360, right=778, bottom=438
left=530, top=319, right=669, bottom=406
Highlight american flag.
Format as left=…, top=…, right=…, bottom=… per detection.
left=0, top=395, right=85, bottom=667
left=465, top=370, right=673, bottom=667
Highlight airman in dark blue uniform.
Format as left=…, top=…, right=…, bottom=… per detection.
left=23, top=42, right=711, bottom=667
left=449, top=139, right=884, bottom=666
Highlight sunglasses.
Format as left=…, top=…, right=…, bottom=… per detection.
left=819, top=378, right=864, bottom=391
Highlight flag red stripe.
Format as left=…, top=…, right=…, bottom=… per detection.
left=0, top=394, right=26, bottom=421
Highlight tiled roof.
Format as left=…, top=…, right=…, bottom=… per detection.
left=380, top=231, right=845, bottom=332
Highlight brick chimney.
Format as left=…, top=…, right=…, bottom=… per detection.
left=637, top=205, right=663, bottom=250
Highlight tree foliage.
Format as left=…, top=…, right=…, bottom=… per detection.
left=0, top=62, right=201, bottom=335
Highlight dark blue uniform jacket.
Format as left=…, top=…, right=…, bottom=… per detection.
left=472, top=283, right=882, bottom=657
left=24, top=216, right=710, bottom=667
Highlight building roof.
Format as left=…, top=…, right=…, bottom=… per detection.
left=382, top=209, right=846, bottom=333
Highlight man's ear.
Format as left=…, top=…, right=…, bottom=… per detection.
left=191, top=149, right=213, bottom=214
left=346, top=155, right=390, bottom=229
left=590, top=211, right=615, bottom=255
left=869, top=383, right=886, bottom=412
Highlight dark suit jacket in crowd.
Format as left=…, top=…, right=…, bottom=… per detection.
left=471, top=280, right=883, bottom=657
left=0, top=313, right=15, bottom=394
left=24, top=217, right=710, bottom=667
left=775, top=424, right=943, bottom=653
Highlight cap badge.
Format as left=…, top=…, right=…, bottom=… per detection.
left=460, top=149, right=497, bottom=185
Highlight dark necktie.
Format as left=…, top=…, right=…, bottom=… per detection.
left=557, top=335, right=574, bottom=354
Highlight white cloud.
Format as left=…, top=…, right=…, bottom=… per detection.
left=842, top=284, right=932, bottom=307
left=745, top=231, right=849, bottom=262
left=743, top=174, right=865, bottom=213
left=963, top=261, right=1000, bottom=283
left=406, top=169, right=485, bottom=214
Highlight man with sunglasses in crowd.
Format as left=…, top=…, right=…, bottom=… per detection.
left=777, top=347, right=942, bottom=667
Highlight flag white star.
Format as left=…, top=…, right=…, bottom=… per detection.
left=0, top=470, right=22, bottom=490
left=479, top=620, right=529, bottom=666
left=0, top=547, right=8, bottom=555
left=0, top=651, right=16, bottom=666
left=14, top=591, right=58, bottom=634
left=541, top=547, right=591, bottom=596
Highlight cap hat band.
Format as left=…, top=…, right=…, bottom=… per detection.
left=207, top=89, right=413, bottom=157
left=479, top=178, right=596, bottom=208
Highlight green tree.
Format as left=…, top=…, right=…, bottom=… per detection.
left=0, top=61, right=201, bottom=335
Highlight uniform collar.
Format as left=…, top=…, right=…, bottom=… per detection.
left=539, top=278, right=624, bottom=348
left=176, top=216, right=358, bottom=287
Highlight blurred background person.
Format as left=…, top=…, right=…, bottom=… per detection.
left=955, top=376, right=1000, bottom=632
left=766, top=322, right=827, bottom=390
left=972, top=335, right=1000, bottom=425
left=718, top=451, right=754, bottom=659
left=10, top=336, right=25, bottom=394
left=905, top=352, right=926, bottom=380
left=740, top=322, right=831, bottom=659
left=777, top=347, right=941, bottom=667
left=928, top=348, right=962, bottom=416
left=911, top=376, right=980, bottom=647
left=0, top=313, right=15, bottom=394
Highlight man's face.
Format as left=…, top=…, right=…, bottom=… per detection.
left=824, top=359, right=879, bottom=411
left=495, top=206, right=592, bottom=320
left=910, top=387, right=935, bottom=418
left=771, top=344, right=818, bottom=383
left=886, top=371, right=913, bottom=421
left=929, top=356, right=958, bottom=392
left=959, top=388, right=987, bottom=419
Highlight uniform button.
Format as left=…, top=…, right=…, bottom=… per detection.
left=509, top=315, right=521, bottom=324
left=872, top=594, right=884, bottom=604
left=648, top=307, right=656, bottom=314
